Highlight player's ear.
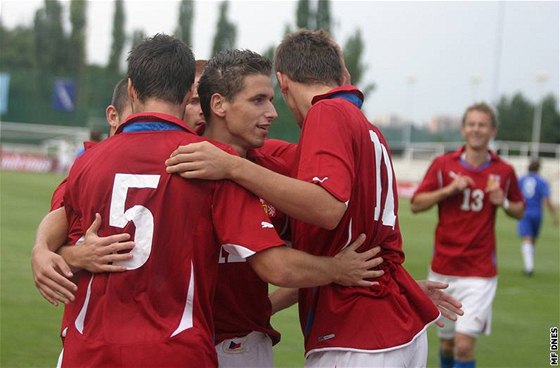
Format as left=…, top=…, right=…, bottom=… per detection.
left=210, top=93, right=226, bottom=118
left=127, top=78, right=139, bottom=108
left=106, top=105, right=118, bottom=131
left=276, top=72, right=288, bottom=94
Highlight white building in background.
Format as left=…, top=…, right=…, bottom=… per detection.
left=372, top=113, right=410, bottom=128
left=428, top=115, right=461, bottom=133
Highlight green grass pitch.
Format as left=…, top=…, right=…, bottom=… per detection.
left=1, top=170, right=558, bottom=367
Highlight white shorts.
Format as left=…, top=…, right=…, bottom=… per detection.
left=216, top=331, right=273, bottom=368
left=305, top=330, right=428, bottom=368
left=428, top=270, right=497, bottom=339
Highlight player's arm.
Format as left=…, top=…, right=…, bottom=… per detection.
left=166, top=141, right=346, bottom=230
left=486, top=181, right=524, bottom=219
left=544, top=197, right=559, bottom=225
left=58, top=213, right=134, bottom=273
left=32, top=211, right=134, bottom=306
left=501, top=198, right=524, bottom=219
left=248, top=234, right=384, bottom=288
left=31, top=207, right=76, bottom=306
left=411, top=174, right=474, bottom=213
left=269, top=287, right=298, bottom=315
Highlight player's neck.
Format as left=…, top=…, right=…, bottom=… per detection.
left=463, top=146, right=489, bottom=168
left=203, top=123, right=247, bottom=158
left=132, top=100, right=186, bottom=120
left=291, top=83, right=335, bottom=120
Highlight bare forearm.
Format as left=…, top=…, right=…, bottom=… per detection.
left=58, top=245, right=83, bottom=273
left=545, top=199, right=559, bottom=223
left=503, top=200, right=524, bottom=220
left=249, top=247, right=339, bottom=288
left=411, top=187, right=453, bottom=213
left=269, top=287, right=298, bottom=315
left=227, top=156, right=345, bottom=229
left=33, top=207, right=68, bottom=253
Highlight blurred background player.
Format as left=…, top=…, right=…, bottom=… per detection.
left=75, top=129, right=102, bottom=157
left=411, top=102, right=524, bottom=368
left=517, top=158, right=558, bottom=276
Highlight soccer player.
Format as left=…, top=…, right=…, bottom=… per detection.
left=45, top=34, right=380, bottom=367
left=517, top=158, right=558, bottom=276
left=410, top=102, right=524, bottom=368
left=166, top=29, right=447, bottom=367
left=31, top=78, right=133, bottom=307
left=183, top=59, right=207, bottom=134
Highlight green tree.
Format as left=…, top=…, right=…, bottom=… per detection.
left=34, top=0, right=67, bottom=74
left=496, top=93, right=534, bottom=141
left=130, top=29, right=146, bottom=51
left=175, top=0, right=194, bottom=46
left=68, top=0, right=88, bottom=120
left=296, top=0, right=312, bottom=29
left=211, top=1, right=236, bottom=56
left=540, top=94, right=560, bottom=144
left=0, top=25, right=36, bottom=69
left=107, top=0, right=125, bottom=74
left=343, top=29, right=375, bottom=95
left=68, top=0, right=87, bottom=75
left=316, top=0, right=331, bottom=32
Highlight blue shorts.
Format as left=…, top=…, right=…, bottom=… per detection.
left=517, top=214, right=542, bottom=238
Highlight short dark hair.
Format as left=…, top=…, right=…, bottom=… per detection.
left=198, top=49, right=272, bottom=121
left=274, top=29, right=343, bottom=86
left=111, top=79, right=129, bottom=115
left=462, top=102, right=497, bottom=128
left=528, top=159, right=540, bottom=172
left=127, top=33, right=195, bottom=104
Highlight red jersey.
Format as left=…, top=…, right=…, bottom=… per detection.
left=412, top=146, right=523, bottom=277
left=50, top=142, right=98, bottom=345
left=50, top=142, right=98, bottom=210
left=258, top=138, right=298, bottom=168
left=212, top=146, right=292, bottom=345
left=61, top=113, right=284, bottom=367
left=50, top=179, right=67, bottom=211
left=291, top=86, right=439, bottom=355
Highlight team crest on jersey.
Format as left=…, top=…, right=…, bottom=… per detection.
left=487, top=174, right=501, bottom=188
left=260, top=198, right=277, bottom=218
left=222, top=337, right=247, bottom=354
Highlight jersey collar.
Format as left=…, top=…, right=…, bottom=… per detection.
left=452, top=145, right=499, bottom=171
left=116, top=112, right=196, bottom=135
left=311, top=85, right=364, bottom=108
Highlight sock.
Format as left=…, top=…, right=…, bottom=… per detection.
left=454, top=360, right=475, bottom=368
left=440, top=350, right=454, bottom=368
left=521, top=242, right=534, bottom=273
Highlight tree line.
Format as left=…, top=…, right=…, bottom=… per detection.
left=0, top=0, right=557, bottom=144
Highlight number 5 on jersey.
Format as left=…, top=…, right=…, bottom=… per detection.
left=110, top=173, right=160, bottom=270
